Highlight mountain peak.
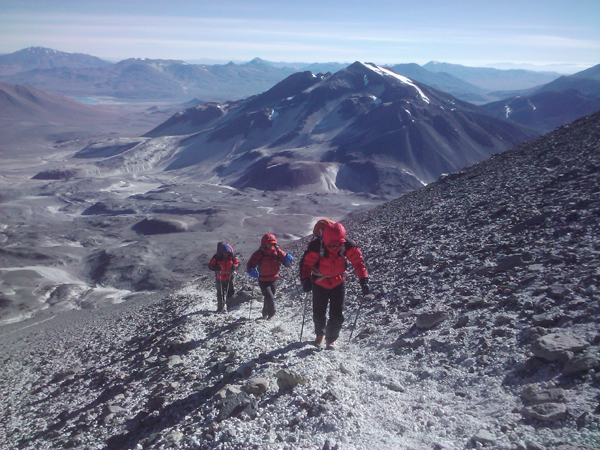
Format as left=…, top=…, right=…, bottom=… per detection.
left=341, top=61, right=431, bottom=103
left=24, top=46, right=60, bottom=54
left=0, top=46, right=112, bottom=76
left=245, top=57, right=271, bottom=67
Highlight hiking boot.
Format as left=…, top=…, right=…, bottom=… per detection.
left=325, top=339, right=336, bottom=350
left=314, top=335, right=325, bottom=346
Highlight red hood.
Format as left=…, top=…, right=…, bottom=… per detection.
left=322, top=223, right=346, bottom=249
left=313, top=218, right=335, bottom=236
left=261, top=233, right=277, bottom=247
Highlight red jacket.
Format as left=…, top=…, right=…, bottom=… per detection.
left=300, top=222, right=368, bottom=289
left=209, top=243, right=239, bottom=281
left=246, top=234, right=290, bottom=281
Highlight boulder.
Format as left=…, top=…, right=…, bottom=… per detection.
left=530, top=332, right=588, bottom=362
left=494, top=254, right=525, bottom=272
left=522, top=402, right=567, bottom=422
left=416, top=311, right=449, bottom=329
left=218, top=392, right=257, bottom=421
left=563, top=352, right=600, bottom=375
left=226, top=290, right=254, bottom=310
left=548, top=285, right=571, bottom=301
left=531, top=312, right=559, bottom=327
left=521, top=386, right=565, bottom=405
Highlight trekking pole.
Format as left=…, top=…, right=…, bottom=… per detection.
left=299, top=292, right=309, bottom=342
left=348, top=294, right=367, bottom=342
left=248, top=294, right=253, bottom=321
left=223, top=270, right=231, bottom=301
left=220, top=270, right=230, bottom=312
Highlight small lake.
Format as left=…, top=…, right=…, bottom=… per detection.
left=71, top=97, right=101, bottom=104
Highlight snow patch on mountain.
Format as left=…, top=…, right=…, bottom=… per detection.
left=361, top=62, right=431, bottom=104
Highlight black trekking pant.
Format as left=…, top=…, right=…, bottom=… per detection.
left=216, top=278, right=234, bottom=311
left=259, top=279, right=277, bottom=318
left=312, top=281, right=345, bottom=342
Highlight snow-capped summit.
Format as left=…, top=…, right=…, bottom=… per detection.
left=356, top=61, right=430, bottom=103
left=109, top=62, right=539, bottom=197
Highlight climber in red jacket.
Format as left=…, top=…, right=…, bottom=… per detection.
left=300, top=222, right=370, bottom=349
left=208, top=242, right=239, bottom=312
left=246, top=233, right=293, bottom=319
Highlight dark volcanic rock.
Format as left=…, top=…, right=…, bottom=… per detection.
left=82, top=201, right=136, bottom=216
left=32, top=169, right=81, bottom=180
left=132, top=217, right=188, bottom=235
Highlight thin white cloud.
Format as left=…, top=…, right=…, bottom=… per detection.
left=1, top=9, right=598, bottom=66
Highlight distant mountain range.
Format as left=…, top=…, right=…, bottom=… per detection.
left=0, top=52, right=300, bottom=102
left=0, top=47, right=569, bottom=104
left=78, top=62, right=538, bottom=197
left=2, top=47, right=597, bottom=135
left=480, top=64, right=600, bottom=133
left=0, top=47, right=111, bottom=76
left=423, top=61, right=561, bottom=91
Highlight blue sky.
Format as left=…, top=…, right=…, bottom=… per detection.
left=1, top=0, right=599, bottom=72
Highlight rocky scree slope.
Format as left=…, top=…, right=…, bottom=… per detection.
left=1, top=112, right=599, bottom=449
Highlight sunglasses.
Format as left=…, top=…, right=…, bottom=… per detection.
left=266, top=243, right=276, bottom=248
left=329, top=243, right=342, bottom=250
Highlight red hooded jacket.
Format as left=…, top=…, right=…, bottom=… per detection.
left=300, top=222, right=368, bottom=289
left=246, top=234, right=290, bottom=281
left=209, top=243, right=239, bottom=281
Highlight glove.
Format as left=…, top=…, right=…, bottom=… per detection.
left=248, top=268, right=259, bottom=278
left=302, top=280, right=312, bottom=293
left=284, top=253, right=293, bottom=265
left=359, top=278, right=370, bottom=295
left=212, top=264, right=222, bottom=272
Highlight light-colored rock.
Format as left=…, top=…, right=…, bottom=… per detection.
left=167, top=431, right=184, bottom=443
left=244, top=378, right=269, bottom=395
left=167, top=355, right=183, bottom=367
left=215, top=384, right=242, bottom=400
left=106, top=405, right=126, bottom=414
left=276, top=369, right=307, bottom=390
left=470, top=428, right=496, bottom=447
left=340, top=363, right=354, bottom=375
left=383, top=381, right=405, bottom=392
